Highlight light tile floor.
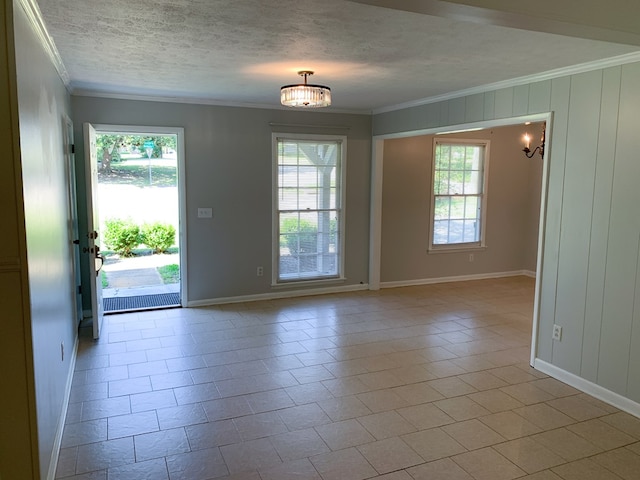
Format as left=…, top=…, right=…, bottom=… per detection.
left=56, top=277, right=640, bottom=479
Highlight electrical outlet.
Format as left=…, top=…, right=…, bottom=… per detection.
left=552, top=324, right=562, bottom=341
left=469, top=253, right=474, bottom=262
left=257, top=266, right=264, bottom=277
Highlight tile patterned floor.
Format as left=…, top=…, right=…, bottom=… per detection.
left=56, top=277, right=640, bottom=479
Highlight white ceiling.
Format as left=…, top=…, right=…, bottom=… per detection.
left=35, top=0, right=639, bottom=113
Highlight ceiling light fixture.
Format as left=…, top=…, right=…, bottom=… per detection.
left=281, top=71, right=331, bottom=108
left=522, top=123, right=546, bottom=159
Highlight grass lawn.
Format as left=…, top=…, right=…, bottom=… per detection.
left=98, top=161, right=177, bottom=188
left=157, top=264, right=180, bottom=284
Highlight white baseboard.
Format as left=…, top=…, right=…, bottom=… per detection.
left=187, top=283, right=369, bottom=307
left=185, top=271, right=537, bottom=307
left=534, top=358, right=640, bottom=418
left=380, top=270, right=534, bottom=289
left=47, top=334, right=79, bottom=480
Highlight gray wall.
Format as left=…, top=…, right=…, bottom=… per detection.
left=11, top=0, right=76, bottom=478
left=381, top=124, right=541, bottom=283
left=71, top=98, right=372, bottom=305
left=374, top=62, right=640, bottom=408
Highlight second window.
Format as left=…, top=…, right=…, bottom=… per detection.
left=430, top=139, right=489, bottom=251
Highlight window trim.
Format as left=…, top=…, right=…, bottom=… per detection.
left=428, top=138, right=490, bottom=253
left=272, top=132, right=347, bottom=285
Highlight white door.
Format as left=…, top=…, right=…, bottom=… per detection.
left=64, top=116, right=83, bottom=325
left=84, top=123, right=104, bottom=339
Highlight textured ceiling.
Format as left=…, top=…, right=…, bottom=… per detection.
left=36, top=0, right=639, bottom=112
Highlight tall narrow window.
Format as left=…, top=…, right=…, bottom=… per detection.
left=274, top=134, right=345, bottom=283
left=430, top=139, right=489, bottom=250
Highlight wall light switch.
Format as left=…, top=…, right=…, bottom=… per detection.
left=197, top=207, right=213, bottom=218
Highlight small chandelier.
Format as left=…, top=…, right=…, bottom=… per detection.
left=281, top=71, right=331, bottom=108
left=522, top=123, right=546, bottom=159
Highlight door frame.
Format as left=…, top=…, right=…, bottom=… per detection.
left=367, top=112, right=552, bottom=367
left=92, top=124, right=188, bottom=308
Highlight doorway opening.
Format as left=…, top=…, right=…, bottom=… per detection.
left=94, top=127, right=185, bottom=313
left=368, top=113, right=551, bottom=366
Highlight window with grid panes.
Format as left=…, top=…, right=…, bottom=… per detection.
left=430, top=140, right=489, bottom=250
left=274, top=134, right=345, bottom=282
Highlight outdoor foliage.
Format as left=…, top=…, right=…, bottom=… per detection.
left=97, top=133, right=178, bottom=186
left=103, top=218, right=141, bottom=257
left=97, top=134, right=177, bottom=167
left=98, top=163, right=177, bottom=187
left=141, top=222, right=176, bottom=254
left=280, top=217, right=318, bottom=254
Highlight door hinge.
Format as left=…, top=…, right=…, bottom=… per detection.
left=71, top=144, right=75, bottom=154
left=78, top=285, right=82, bottom=295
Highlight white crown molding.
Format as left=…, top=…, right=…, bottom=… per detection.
left=18, top=0, right=70, bottom=88
left=373, top=51, right=640, bottom=115
left=71, top=89, right=371, bottom=115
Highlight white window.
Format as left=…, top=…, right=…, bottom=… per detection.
left=273, top=134, right=345, bottom=283
left=430, top=139, right=489, bottom=251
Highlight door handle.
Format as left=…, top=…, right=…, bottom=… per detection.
left=95, top=254, right=104, bottom=276
left=94, top=246, right=104, bottom=276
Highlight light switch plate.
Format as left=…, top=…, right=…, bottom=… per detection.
left=197, top=207, right=212, bottom=218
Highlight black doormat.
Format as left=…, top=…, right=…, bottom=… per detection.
left=104, top=293, right=180, bottom=313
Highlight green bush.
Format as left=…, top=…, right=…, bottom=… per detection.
left=103, top=218, right=141, bottom=257
left=280, top=218, right=317, bottom=254
left=141, top=222, right=176, bottom=254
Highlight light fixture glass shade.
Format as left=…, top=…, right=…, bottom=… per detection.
left=280, top=71, right=331, bottom=108
left=281, top=85, right=331, bottom=107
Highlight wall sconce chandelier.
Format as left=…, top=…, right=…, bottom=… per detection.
left=281, top=71, right=331, bottom=108
left=522, top=123, right=546, bottom=159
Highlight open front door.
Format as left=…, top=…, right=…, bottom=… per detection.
left=84, top=123, right=104, bottom=339
left=64, top=116, right=83, bottom=325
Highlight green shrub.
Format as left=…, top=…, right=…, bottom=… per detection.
left=103, top=218, right=141, bottom=257
left=141, top=222, right=176, bottom=254
left=280, top=218, right=317, bottom=254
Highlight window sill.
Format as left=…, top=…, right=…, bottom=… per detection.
left=428, top=245, right=487, bottom=254
left=272, top=276, right=346, bottom=289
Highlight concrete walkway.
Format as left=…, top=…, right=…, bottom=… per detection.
left=107, top=268, right=162, bottom=288
left=102, top=253, right=179, bottom=298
